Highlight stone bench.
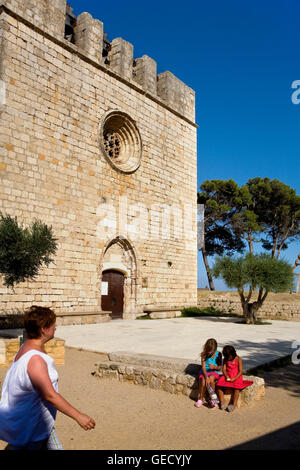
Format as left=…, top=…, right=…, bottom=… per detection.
left=143, top=306, right=184, bottom=319
left=93, top=351, right=265, bottom=407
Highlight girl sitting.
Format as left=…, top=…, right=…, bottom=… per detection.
left=194, top=338, right=222, bottom=408
left=216, top=345, right=253, bottom=412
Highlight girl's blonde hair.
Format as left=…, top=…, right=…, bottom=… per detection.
left=200, top=338, right=217, bottom=361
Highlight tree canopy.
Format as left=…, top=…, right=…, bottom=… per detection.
left=198, top=177, right=300, bottom=289
left=245, top=177, right=300, bottom=258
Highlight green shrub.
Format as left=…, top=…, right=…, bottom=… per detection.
left=181, top=306, right=224, bottom=317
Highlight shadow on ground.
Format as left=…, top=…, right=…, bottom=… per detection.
left=230, top=340, right=300, bottom=398
left=224, top=338, right=297, bottom=375
left=227, top=421, right=300, bottom=450
left=258, top=363, right=300, bottom=398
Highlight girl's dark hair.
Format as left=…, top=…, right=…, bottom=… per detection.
left=201, top=338, right=217, bottom=361
left=24, top=305, right=56, bottom=339
left=222, top=345, right=237, bottom=362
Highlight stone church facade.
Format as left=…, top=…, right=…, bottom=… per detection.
left=0, top=1, right=198, bottom=320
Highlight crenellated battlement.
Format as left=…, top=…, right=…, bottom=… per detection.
left=0, top=0, right=195, bottom=121
left=0, top=0, right=66, bottom=38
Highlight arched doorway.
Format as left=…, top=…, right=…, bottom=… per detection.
left=101, top=269, right=125, bottom=319
left=99, top=235, right=139, bottom=319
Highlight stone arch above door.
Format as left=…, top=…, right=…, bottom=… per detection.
left=100, top=236, right=139, bottom=318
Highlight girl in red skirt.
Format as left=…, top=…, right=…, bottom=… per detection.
left=216, top=345, right=253, bottom=412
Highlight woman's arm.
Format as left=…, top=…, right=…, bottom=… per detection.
left=27, top=355, right=95, bottom=430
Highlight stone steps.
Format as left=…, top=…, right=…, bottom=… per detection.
left=93, top=351, right=265, bottom=407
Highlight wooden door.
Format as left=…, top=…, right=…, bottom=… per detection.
left=101, top=270, right=124, bottom=319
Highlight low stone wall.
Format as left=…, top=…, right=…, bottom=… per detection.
left=55, top=311, right=111, bottom=326
left=0, top=332, right=65, bottom=367
left=93, top=352, right=265, bottom=408
left=198, top=297, right=300, bottom=321
left=0, top=310, right=111, bottom=329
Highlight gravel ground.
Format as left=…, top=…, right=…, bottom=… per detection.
left=1, top=347, right=300, bottom=451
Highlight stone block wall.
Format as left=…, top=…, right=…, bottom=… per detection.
left=0, top=336, right=65, bottom=367
left=1, top=0, right=66, bottom=39
left=0, top=2, right=198, bottom=318
left=197, top=297, right=300, bottom=321
left=93, top=353, right=265, bottom=407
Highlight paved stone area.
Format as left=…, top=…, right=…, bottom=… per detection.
left=55, top=316, right=300, bottom=371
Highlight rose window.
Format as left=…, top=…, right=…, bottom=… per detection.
left=100, top=111, right=142, bottom=173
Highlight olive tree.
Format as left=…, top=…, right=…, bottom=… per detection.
left=0, top=213, right=57, bottom=288
left=212, top=253, right=294, bottom=324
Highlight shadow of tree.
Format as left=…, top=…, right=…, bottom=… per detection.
left=191, top=316, right=242, bottom=324
left=227, top=421, right=300, bottom=450
left=224, top=339, right=300, bottom=398
left=256, top=363, right=300, bottom=398
left=223, top=337, right=295, bottom=367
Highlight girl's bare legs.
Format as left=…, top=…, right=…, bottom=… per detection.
left=194, top=377, right=206, bottom=407
left=228, top=389, right=240, bottom=411
left=209, top=375, right=217, bottom=390
left=216, top=387, right=226, bottom=408
left=199, top=377, right=206, bottom=401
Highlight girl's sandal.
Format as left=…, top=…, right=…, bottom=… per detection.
left=227, top=404, right=235, bottom=412
left=194, top=399, right=203, bottom=408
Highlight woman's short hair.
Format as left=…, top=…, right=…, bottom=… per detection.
left=222, top=345, right=237, bottom=362
left=24, top=306, right=56, bottom=339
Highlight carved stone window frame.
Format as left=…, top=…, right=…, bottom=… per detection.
left=100, top=110, right=142, bottom=173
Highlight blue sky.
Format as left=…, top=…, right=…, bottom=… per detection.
left=69, top=0, right=300, bottom=290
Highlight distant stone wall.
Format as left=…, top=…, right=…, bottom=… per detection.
left=0, top=335, right=65, bottom=367
left=0, top=310, right=111, bottom=329
left=198, top=297, right=300, bottom=321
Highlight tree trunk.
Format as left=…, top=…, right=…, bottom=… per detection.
left=242, top=301, right=262, bottom=324
left=201, top=248, right=215, bottom=291
left=247, top=231, right=253, bottom=254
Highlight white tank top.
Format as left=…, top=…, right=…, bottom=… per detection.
left=0, top=349, right=58, bottom=446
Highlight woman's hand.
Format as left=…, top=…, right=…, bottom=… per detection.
left=208, top=363, right=215, bottom=370
left=76, top=413, right=96, bottom=431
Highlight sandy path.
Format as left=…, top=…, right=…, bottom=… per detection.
left=1, top=347, right=300, bottom=450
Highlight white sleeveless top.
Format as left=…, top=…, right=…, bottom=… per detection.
left=0, top=349, right=58, bottom=447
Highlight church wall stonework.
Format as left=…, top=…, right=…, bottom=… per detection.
left=0, top=1, right=198, bottom=318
